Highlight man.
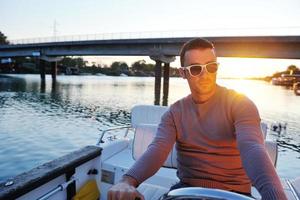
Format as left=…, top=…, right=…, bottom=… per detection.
left=108, top=38, right=287, bottom=200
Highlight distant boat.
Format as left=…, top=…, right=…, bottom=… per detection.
left=79, top=73, right=92, bottom=76
left=120, top=73, right=128, bottom=77
left=65, top=67, right=80, bottom=75
left=272, top=76, right=294, bottom=86
left=95, top=73, right=106, bottom=76
left=293, top=82, right=300, bottom=95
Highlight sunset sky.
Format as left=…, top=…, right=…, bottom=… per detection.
left=1, top=0, right=300, bottom=78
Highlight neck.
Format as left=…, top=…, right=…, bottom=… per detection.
left=191, top=85, right=217, bottom=104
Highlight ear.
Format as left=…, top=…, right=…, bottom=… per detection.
left=178, top=68, right=187, bottom=79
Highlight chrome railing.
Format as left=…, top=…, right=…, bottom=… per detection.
left=97, top=126, right=131, bottom=145
left=36, top=176, right=77, bottom=200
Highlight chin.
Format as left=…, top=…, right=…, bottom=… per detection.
left=195, top=88, right=213, bottom=95
left=194, top=84, right=215, bottom=95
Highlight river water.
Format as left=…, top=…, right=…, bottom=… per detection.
left=0, top=74, right=299, bottom=182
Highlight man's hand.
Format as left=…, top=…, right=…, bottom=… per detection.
left=107, top=176, right=145, bottom=200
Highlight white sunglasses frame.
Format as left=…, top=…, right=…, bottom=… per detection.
left=180, top=62, right=219, bottom=77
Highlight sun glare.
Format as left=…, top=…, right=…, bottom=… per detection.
left=217, top=57, right=300, bottom=78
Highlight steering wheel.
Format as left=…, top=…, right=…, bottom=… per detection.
left=160, top=187, right=254, bottom=200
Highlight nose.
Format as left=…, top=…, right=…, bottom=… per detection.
left=199, top=67, right=209, bottom=77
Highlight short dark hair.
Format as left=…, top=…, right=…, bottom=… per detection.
left=180, top=38, right=214, bottom=67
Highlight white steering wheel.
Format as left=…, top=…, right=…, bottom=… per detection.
left=161, top=187, right=254, bottom=200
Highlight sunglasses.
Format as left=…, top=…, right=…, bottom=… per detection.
left=180, top=62, right=219, bottom=77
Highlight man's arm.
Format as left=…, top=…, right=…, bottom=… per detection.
left=233, top=95, right=287, bottom=200
left=125, top=109, right=177, bottom=184
left=108, top=109, right=177, bottom=200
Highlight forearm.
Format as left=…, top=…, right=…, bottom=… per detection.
left=125, top=139, right=173, bottom=185
left=238, top=141, right=287, bottom=200
left=232, top=94, right=287, bottom=199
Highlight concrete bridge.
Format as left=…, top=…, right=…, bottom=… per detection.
left=1, top=35, right=300, bottom=105
left=1, top=36, right=300, bottom=59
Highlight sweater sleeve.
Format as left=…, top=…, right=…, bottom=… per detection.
left=232, top=95, right=287, bottom=200
left=125, top=109, right=177, bottom=185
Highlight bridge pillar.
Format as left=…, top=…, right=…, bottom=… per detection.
left=40, top=80, right=46, bottom=93
left=39, top=59, right=46, bottom=83
left=51, top=62, right=57, bottom=82
left=162, top=62, right=170, bottom=106
left=40, top=56, right=62, bottom=83
left=150, top=54, right=175, bottom=106
left=154, top=60, right=162, bottom=105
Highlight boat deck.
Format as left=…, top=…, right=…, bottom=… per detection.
left=99, top=140, right=300, bottom=200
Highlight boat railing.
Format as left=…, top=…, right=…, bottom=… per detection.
left=0, top=146, right=102, bottom=200
left=97, top=125, right=132, bottom=145
left=286, top=179, right=300, bottom=200
left=37, top=176, right=77, bottom=200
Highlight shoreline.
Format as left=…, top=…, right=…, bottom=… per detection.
left=0, top=73, right=270, bottom=81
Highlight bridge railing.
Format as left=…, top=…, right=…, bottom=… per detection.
left=8, top=30, right=196, bottom=45
left=7, top=26, right=300, bottom=45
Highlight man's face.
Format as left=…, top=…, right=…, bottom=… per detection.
left=183, top=48, right=217, bottom=95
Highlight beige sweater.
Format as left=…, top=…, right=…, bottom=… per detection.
left=126, top=85, right=287, bottom=200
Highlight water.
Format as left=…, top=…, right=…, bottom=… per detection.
left=0, top=74, right=299, bottom=182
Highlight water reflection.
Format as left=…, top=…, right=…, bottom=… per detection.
left=40, top=80, right=46, bottom=93
left=0, top=75, right=134, bottom=129
left=277, top=140, right=300, bottom=153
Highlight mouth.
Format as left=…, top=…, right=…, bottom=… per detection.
left=198, top=82, right=211, bottom=85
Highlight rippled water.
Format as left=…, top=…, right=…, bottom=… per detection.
left=0, top=74, right=299, bottom=182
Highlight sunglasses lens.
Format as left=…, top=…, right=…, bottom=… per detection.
left=207, top=63, right=218, bottom=73
left=190, top=65, right=203, bottom=76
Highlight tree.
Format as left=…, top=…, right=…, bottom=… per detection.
left=272, top=64, right=300, bottom=78
left=131, top=60, right=155, bottom=72
left=58, top=57, right=87, bottom=68
left=0, top=31, right=9, bottom=45
left=111, top=61, right=129, bottom=71
left=287, top=65, right=299, bottom=74
left=74, top=57, right=88, bottom=68
left=287, top=65, right=297, bottom=71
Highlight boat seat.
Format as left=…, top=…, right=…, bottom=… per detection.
left=264, top=140, right=278, bottom=167
left=290, top=177, right=300, bottom=198
left=260, top=122, right=268, bottom=139
left=131, top=105, right=168, bottom=128
left=133, top=123, right=278, bottom=168
left=133, top=124, right=177, bottom=168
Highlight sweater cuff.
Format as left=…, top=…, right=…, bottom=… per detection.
left=261, top=187, right=287, bottom=200
left=123, top=171, right=141, bottom=186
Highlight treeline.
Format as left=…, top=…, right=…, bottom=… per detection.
left=0, top=56, right=180, bottom=77
left=71, top=58, right=179, bottom=77
left=264, top=65, right=300, bottom=81
left=77, top=59, right=179, bottom=77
